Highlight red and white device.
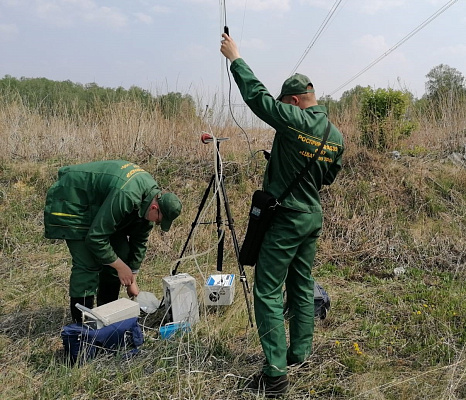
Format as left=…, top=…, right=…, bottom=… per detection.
left=201, top=133, right=213, bottom=144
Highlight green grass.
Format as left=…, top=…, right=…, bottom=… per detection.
left=1, top=134, right=466, bottom=399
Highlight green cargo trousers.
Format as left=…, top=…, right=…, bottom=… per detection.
left=254, top=207, right=322, bottom=377
left=66, top=233, right=132, bottom=300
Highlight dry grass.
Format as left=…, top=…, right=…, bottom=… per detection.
left=0, top=98, right=465, bottom=399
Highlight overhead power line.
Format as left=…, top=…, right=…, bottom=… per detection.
left=328, top=0, right=459, bottom=97
left=288, top=0, right=344, bottom=77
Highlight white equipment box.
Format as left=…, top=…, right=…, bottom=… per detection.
left=162, top=273, right=199, bottom=325
left=204, top=274, right=235, bottom=306
left=81, top=298, right=140, bottom=329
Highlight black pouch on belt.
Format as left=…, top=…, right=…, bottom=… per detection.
left=239, top=190, right=278, bottom=266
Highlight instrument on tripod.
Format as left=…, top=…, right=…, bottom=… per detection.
left=171, top=132, right=254, bottom=327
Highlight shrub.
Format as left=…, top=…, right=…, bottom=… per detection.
left=358, top=87, right=417, bottom=150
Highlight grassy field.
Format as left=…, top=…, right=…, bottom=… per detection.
left=0, top=99, right=465, bottom=399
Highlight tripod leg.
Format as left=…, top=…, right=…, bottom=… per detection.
left=172, top=175, right=215, bottom=276
left=220, top=178, right=254, bottom=327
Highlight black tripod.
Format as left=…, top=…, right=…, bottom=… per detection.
left=172, top=135, right=254, bottom=327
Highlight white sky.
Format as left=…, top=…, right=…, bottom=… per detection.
left=1, top=0, right=465, bottom=108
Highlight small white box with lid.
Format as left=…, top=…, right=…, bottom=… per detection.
left=80, top=298, right=140, bottom=329
left=204, top=274, right=235, bottom=306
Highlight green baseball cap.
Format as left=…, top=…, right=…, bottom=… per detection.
left=158, top=192, right=182, bottom=232
left=277, top=73, right=315, bottom=100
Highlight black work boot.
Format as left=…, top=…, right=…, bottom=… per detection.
left=244, top=371, right=289, bottom=398
left=70, top=296, right=94, bottom=323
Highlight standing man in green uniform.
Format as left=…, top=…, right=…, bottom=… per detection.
left=221, top=35, right=344, bottom=397
left=44, top=160, right=182, bottom=323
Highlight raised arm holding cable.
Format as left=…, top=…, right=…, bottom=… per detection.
left=221, top=33, right=344, bottom=397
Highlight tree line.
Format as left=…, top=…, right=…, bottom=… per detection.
left=0, top=75, right=197, bottom=120
left=1, top=64, right=464, bottom=151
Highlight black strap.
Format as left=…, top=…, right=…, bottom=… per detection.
left=277, top=120, right=331, bottom=204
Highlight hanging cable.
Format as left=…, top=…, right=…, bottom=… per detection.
left=239, top=0, right=248, bottom=46
left=220, top=0, right=254, bottom=158
left=288, top=0, right=344, bottom=77
left=328, top=0, right=459, bottom=97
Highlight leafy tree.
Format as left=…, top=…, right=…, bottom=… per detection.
left=358, top=87, right=417, bottom=150
left=339, top=85, right=367, bottom=110
left=423, top=64, right=466, bottom=122
left=425, top=64, right=465, bottom=102
left=318, top=85, right=367, bottom=119
left=156, top=92, right=197, bottom=120
left=319, top=95, right=339, bottom=116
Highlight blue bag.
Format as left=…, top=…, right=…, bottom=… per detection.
left=61, top=317, right=144, bottom=365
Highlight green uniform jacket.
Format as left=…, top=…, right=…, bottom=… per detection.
left=230, top=58, right=344, bottom=213
left=44, top=160, right=160, bottom=272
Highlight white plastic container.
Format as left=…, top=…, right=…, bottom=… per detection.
left=162, top=273, right=199, bottom=325
left=80, top=298, right=140, bottom=329
left=204, top=274, right=235, bottom=306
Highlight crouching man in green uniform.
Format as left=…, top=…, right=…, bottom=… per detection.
left=221, top=35, right=344, bottom=397
left=44, top=160, right=182, bottom=323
